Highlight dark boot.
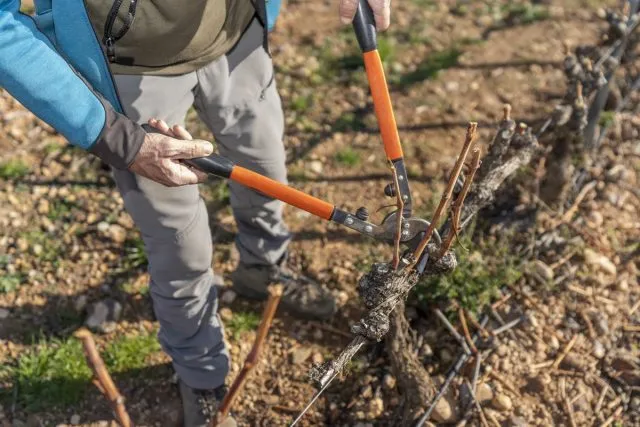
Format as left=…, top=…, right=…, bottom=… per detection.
left=230, top=255, right=336, bottom=320
left=179, top=380, right=236, bottom=427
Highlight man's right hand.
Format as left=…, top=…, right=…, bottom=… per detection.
left=129, top=119, right=213, bottom=187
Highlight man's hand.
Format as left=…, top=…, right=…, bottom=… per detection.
left=129, top=119, right=212, bottom=187
left=339, top=0, right=391, bottom=31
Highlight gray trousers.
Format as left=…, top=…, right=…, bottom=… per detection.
left=112, top=19, right=290, bottom=389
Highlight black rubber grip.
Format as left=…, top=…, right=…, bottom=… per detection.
left=140, top=124, right=235, bottom=178
left=353, top=0, right=377, bottom=52
left=183, top=155, right=234, bottom=178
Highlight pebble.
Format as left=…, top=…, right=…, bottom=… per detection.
left=309, top=160, right=324, bottom=174
left=593, top=313, right=609, bottom=335
left=70, top=414, right=81, bottom=425
left=587, top=211, right=604, bottom=226
left=533, top=260, right=554, bottom=282
left=440, top=348, right=453, bottom=365
left=367, top=396, right=384, bottom=418
left=74, top=295, right=88, bottom=312
left=431, top=395, right=457, bottom=423
left=593, top=340, right=606, bottom=359
left=476, top=383, right=494, bottom=403
left=108, top=224, right=127, bottom=243
left=383, top=373, right=396, bottom=390
left=291, top=346, right=312, bottom=364
left=0, top=308, right=9, bottom=320
left=220, top=290, right=236, bottom=305
left=549, top=335, right=560, bottom=351
left=509, top=415, right=528, bottom=427
left=492, top=394, right=513, bottom=412
left=85, top=299, right=122, bottom=332
left=311, top=352, right=324, bottom=365
left=497, top=344, right=509, bottom=357
left=361, top=384, right=373, bottom=399
left=97, top=221, right=109, bottom=233
left=219, top=307, right=233, bottom=321
left=560, top=353, right=583, bottom=371
left=584, top=248, right=617, bottom=276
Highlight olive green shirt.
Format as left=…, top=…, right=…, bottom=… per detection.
left=86, top=0, right=255, bottom=75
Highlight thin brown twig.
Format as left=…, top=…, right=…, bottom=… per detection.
left=439, top=148, right=482, bottom=258
left=551, top=335, right=578, bottom=370
left=562, top=180, right=597, bottom=221
left=464, top=379, right=490, bottom=427
left=74, top=328, right=132, bottom=427
left=410, top=123, right=478, bottom=268
left=215, top=285, right=283, bottom=426
left=601, top=406, right=623, bottom=427
left=629, top=299, right=640, bottom=316
left=458, top=307, right=477, bottom=354
left=560, top=377, right=577, bottom=427
left=390, top=162, right=405, bottom=270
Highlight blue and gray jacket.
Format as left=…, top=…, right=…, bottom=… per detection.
left=0, top=0, right=281, bottom=170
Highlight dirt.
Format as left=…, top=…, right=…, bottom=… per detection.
left=1, top=1, right=638, bottom=426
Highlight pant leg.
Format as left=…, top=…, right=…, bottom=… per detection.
left=112, top=72, right=229, bottom=390
left=193, top=18, right=291, bottom=266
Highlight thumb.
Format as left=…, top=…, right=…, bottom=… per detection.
left=165, top=138, right=214, bottom=160
left=340, top=0, right=359, bottom=25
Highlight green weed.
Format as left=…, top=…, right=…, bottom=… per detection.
left=3, top=330, right=161, bottom=411
left=103, top=333, right=161, bottom=373
left=0, top=274, right=23, bottom=294
left=291, top=94, right=313, bottom=113
left=47, top=199, right=76, bottom=221
left=121, top=235, right=147, bottom=270
left=501, top=3, right=549, bottom=25
left=19, top=230, right=63, bottom=264
left=0, top=159, right=30, bottom=180
left=226, top=311, right=260, bottom=339
left=394, top=48, right=462, bottom=86
left=414, top=230, right=522, bottom=313
left=599, top=111, right=616, bottom=128
left=335, top=147, right=361, bottom=166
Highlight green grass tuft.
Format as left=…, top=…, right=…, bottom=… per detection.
left=103, top=333, right=161, bottom=373
left=414, top=229, right=522, bottom=313
left=0, top=159, right=30, bottom=180
left=0, top=274, right=23, bottom=294
left=334, top=147, right=361, bottom=166
left=395, top=48, right=462, bottom=86
left=226, top=311, right=261, bottom=339
left=3, top=331, right=161, bottom=411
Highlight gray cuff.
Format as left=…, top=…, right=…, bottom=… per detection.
left=89, top=99, right=145, bottom=170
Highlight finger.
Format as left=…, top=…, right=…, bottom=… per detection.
left=147, top=118, right=176, bottom=137
left=172, top=125, right=194, bottom=140
left=339, top=0, right=359, bottom=25
left=369, top=0, right=391, bottom=31
left=162, top=138, right=214, bottom=159
left=166, top=161, right=204, bottom=186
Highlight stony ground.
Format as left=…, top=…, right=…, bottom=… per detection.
left=1, top=0, right=638, bottom=426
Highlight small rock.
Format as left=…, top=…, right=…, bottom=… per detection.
left=74, top=295, right=88, bottom=312
left=311, top=352, right=324, bottom=365
left=509, top=415, right=528, bottom=427
left=219, top=307, right=233, bottom=321
left=584, top=248, right=616, bottom=276
left=431, top=395, right=457, bottom=423
left=107, top=224, right=127, bottom=243
left=383, top=374, right=396, bottom=390
left=549, top=335, right=560, bottom=351
left=593, top=340, right=606, bottom=359
left=587, top=211, right=603, bottom=226
left=533, top=260, right=554, bottom=282
left=36, top=199, right=49, bottom=215
left=32, top=244, right=43, bottom=256
left=291, top=346, right=312, bottom=364
left=524, top=376, right=545, bottom=394
left=497, top=344, right=509, bottom=357
left=560, top=353, right=583, bottom=371
left=70, top=414, right=81, bottom=425
left=220, top=290, right=236, bottom=305
left=476, top=383, right=494, bottom=403
left=367, top=396, right=384, bottom=418
left=85, top=299, right=122, bottom=332
left=492, top=394, right=513, bottom=412
left=309, top=160, right=323, bottom=174
left=440, top=348, right=453, bottom=364
left=97, top=221, right=110, bottom=233
left=593, top=313, right=609, bottom=335
left=617, top=279, right=629, bottom=291
left=0, top=308, right=9, bottom=320
left=361, top=384, right=373, bottom=399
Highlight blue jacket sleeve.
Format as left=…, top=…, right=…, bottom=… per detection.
left=0, top=0, right=145, bottom=169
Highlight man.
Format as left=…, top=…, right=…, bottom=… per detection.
left=0, top=0, right=391, bottom=425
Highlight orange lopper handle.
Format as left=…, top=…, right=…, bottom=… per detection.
left=229, top=166, right=335, bottom=220
left=363, top=50, right=403, bottom=161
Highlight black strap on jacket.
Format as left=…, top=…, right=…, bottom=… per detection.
left=251, top=0, right=270, bottom=54
left=103, top=0, right=139, bottom=64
